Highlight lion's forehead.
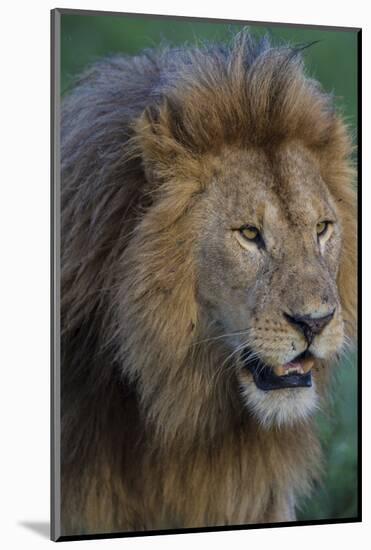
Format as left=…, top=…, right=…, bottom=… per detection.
left=208, top=142, right=335, bottom=227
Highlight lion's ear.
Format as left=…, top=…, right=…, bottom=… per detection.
left=133, top=100, right=192, bottom=183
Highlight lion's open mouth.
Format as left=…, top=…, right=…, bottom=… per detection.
left=241, top=349, right=314, bottom=391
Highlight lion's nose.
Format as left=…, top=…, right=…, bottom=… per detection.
left=283, top=309, right=335, bottom=344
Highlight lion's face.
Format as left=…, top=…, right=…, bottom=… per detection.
left=194, top=142, right=345, bottom=427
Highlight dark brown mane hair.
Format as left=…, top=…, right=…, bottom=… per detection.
left=60, top=30, right=356, bottom=535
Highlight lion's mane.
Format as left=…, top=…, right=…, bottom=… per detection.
left=60, top=32, right=356, bottom=535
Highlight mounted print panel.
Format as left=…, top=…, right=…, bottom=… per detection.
left=51, top=8, right=360, bottom=542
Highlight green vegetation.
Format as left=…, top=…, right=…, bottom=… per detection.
left=60, top=12, right=359, bottom=522
left=61, top=14, right=357, bottom=130
left=298, top=353, right=358, bottom=520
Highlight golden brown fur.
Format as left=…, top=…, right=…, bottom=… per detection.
left=60, top=32, right=356, bottom=535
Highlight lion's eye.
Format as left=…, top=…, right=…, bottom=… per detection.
left=234, top=224, right=265, bottom=250
left=239, top=225, right=260, bottom=241
left=316, top=221, right=330, bottom=237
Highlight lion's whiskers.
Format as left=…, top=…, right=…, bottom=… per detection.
left=190, top=327, right=252, bottom=348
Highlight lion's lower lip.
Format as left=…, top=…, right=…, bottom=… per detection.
left=250, top=366, right=312, bottom=391
left=241, top=349, right=313, bottom=391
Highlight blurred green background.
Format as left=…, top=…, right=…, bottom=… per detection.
left=60, top=12, right=359, bottom=523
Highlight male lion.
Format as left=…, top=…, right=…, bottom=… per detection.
left=60, top=31, right=357, bottom=535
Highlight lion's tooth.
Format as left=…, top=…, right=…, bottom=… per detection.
left=273, top=365, right=286, bottom=376
left=302, top=358, right=314, bottom=373
left=273, top=360, right=312, bottom=377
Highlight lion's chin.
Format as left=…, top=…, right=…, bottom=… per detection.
left=238, top=369, right=319, bottom=429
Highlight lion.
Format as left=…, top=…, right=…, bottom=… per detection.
left=60, top=31, right=357, bottom=536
